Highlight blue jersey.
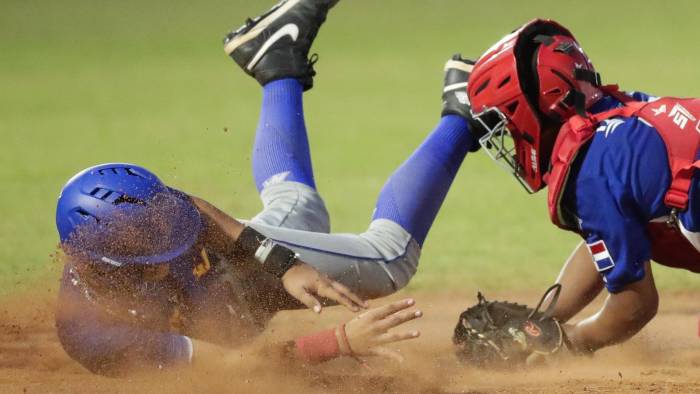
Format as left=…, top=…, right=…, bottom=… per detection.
left=562, top=92, right=700, bottom=293
left=56, top=251, right=276, bottom=375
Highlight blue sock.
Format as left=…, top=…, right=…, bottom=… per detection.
left=252, top=79, right=316, bottom=191
left=372, top=115, right=476, bottom=246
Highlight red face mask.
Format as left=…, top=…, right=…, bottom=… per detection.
left=468, top=19, right=602, bottom=193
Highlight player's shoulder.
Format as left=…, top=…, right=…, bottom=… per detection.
left=584, top=113, right=667, bottom=184
left=570, top=112, right=671, bottom=221
left=591, top=114, right=661, bottom=153
left=627, top=91, right=658, bottom=102
left=590, top=93, right=667, bottom=158
left=586, top=90, right=658, bottom=139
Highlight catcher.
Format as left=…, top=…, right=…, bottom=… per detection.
left=454, top=18, right=700, bottom=364
left=56, top=0, right=479, bottom=375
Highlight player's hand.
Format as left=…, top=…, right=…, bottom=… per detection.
left=341, top=298, right=422, bottom=362
left=282, top=262, right=368, bottom=313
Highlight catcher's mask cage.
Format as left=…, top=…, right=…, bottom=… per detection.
left=473, top=107, right=536, bottom=193
left=468, top=19, right=602, bottom=194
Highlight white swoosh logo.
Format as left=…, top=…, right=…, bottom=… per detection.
left=246, top=23, right=299, bottom=71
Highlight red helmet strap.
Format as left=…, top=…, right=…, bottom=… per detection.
left=533, top=34, right=555, bottom=46
left=573, top=68, right=601, bottom=87
left=569, top=90, right=587, bottom=117
left=569, top=69, right=601, bottom=116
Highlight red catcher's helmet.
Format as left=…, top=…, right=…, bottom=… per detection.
left=468, top=19, right=603, bottom=193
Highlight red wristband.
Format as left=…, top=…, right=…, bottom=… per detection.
left=294, top=328, right=340, bottom=364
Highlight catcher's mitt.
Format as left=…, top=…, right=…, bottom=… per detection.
left=453, top=284, right=567, bottom=367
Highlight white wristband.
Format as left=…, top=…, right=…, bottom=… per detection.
left=254, top=238, right=276, bottom=263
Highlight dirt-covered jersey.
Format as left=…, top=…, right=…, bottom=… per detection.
left=56, top=250, right=277, bottom=374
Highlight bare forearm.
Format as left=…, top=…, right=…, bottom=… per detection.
left=190, top=196, right=245, bottom=241
left=551, top=241, right=604, bottom=322
left=191, top=299, right=421, bottom=367
left=565, top=262, right=658, bottom=353
left=190, top=333, right=338, bottom=368
left=566, top=298, right=649, bottom=352
left=189, top=196, right=262, bottom=272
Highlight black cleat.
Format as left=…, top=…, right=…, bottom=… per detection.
left=441, top=54, right=484, bottom=151
left=441, top=54, right=475, bottom=120
left=223, top=0, right=339, bottom=91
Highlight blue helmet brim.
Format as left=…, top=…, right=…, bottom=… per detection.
left=64, top=189, right=203, bottom=267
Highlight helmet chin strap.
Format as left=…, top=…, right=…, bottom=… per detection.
left=574, top=68, right=602, bottom=87
left=571, top=90, right=587, bottom=117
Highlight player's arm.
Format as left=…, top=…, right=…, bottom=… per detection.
left=189, top=195, right=366, bottom=313
left=564, top=261, right=658, bottom=353
left=549, top=241, right=605, bottom=322
left=191, top=298, right=422, bottom=366
left=56, top=275, right=193, bottom=375
left=554, top=170, right=659, bottom=353
left=557, top=219, right=658, bottom=353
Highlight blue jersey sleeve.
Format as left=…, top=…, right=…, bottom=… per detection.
left=56, top=267, right=192, bottom=375
left=575, top=176, right=652, bottom=293
left=627, top=91, right=657, bottom=102
left=566, top=113, right=670, bottom=293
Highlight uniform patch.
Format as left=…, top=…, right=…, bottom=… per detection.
left=588, top=240, right=615, bottom=272
left=596, top=119, right=625, bottom=138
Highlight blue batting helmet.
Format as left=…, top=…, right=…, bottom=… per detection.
left=56, top=163, right=202, bottom=266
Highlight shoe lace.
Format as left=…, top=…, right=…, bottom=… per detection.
left=307, top=53, right=319, bottom=78
left=308, top=53, right=319, bottom=66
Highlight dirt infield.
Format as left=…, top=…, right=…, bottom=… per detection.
left=1, top=289, right=699, bottom=393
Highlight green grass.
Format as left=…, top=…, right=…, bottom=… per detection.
left=2, top=0, right=699, bottom=293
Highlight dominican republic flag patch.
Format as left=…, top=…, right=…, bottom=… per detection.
left=588, top=240, right=615, bottom=272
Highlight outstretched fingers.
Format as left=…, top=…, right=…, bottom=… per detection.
left=315, top=280, right=363, bottom=312
left=375, top=329, right=421, bottom=345
left=330, top=281, right=368, bottom=309
left=315, top=279, right=367, bottom=312
left=374, top=308, right=423, bottom=332
left=291, top=288, right=323, bottom=313
left=363, top=298, right=416, bottom=321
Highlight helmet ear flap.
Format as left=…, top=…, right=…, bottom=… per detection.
left=532, top=34, right=555, bottom=46
left=532, top=34, right=602, bottom=121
